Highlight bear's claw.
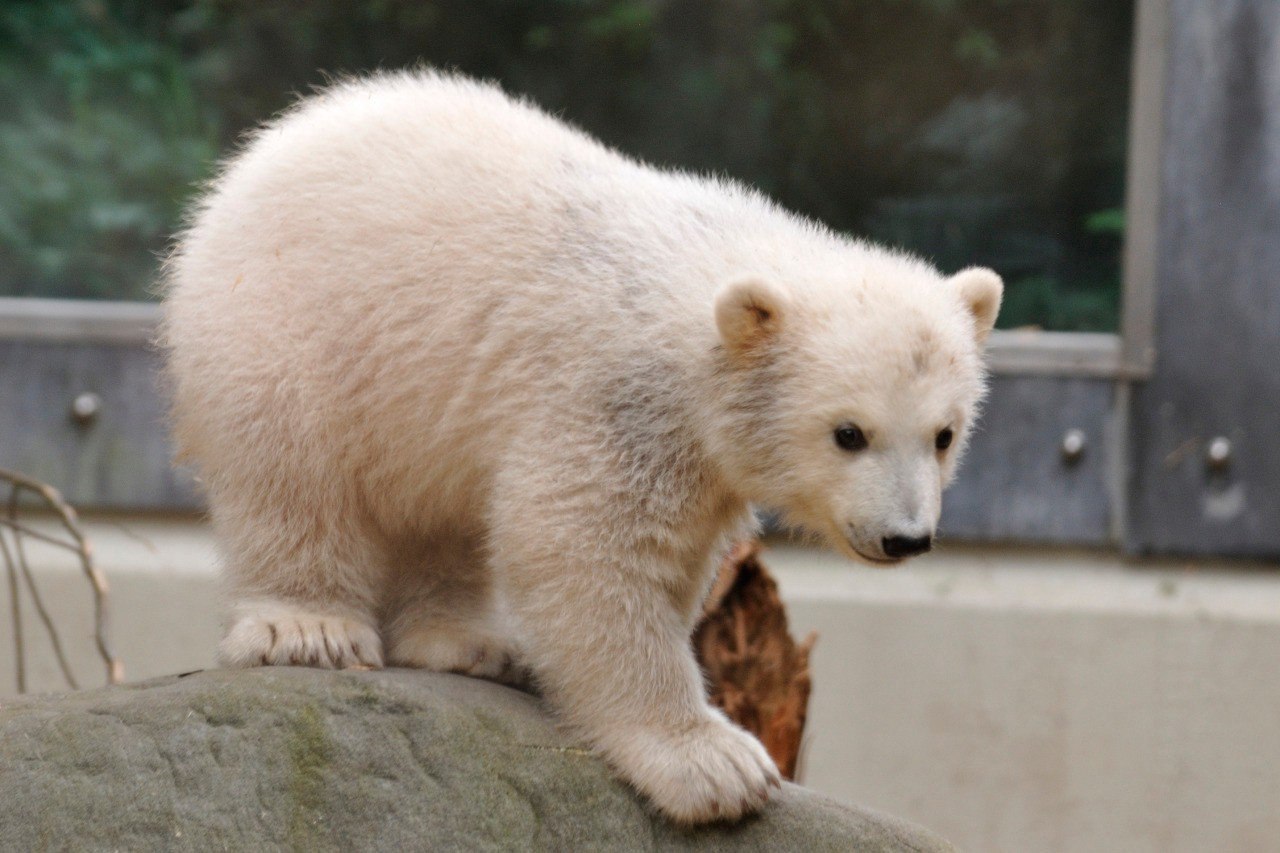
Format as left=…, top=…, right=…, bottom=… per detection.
left=220, top=603, right=384, bottom=670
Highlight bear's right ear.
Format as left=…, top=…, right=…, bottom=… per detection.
left=714, top=277, right=789, bottom=357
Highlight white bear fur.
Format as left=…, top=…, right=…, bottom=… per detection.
left=161, top=70, right=1001, bottom=824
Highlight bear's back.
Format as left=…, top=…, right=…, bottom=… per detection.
left=161, top=72, right=780, bottom=523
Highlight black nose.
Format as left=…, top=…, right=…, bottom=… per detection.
left=882, top=535, right=932, bottom=559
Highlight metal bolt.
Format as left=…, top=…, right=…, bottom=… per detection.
left=1206, top=436, right=1232, bottom=471
left=70, top=392, right=102, bottom=427
left=1060, top=428, right=1086, bottom=465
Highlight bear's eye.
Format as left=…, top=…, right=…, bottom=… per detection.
left=834, top=424, right=869, bottom=452
left=935, top=428, right=954, bottom=451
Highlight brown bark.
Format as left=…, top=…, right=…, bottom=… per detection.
left=693, top=541, right=817, bottom=780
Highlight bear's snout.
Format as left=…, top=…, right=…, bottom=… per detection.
left=881, top=534, right=933, bottom=559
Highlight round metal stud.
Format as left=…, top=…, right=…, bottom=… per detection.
left=70, top=392, right=102, bottom=427
left=1206, top=436, right=1232, bottom=471
left=1060, top=428, right=1086, bottom=465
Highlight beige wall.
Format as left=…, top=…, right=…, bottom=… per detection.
left=0, top=515, right=221, bottom=692
left=770, top=544, right=1280, bottom=853
left=4, top=518, right=1279, bottom=852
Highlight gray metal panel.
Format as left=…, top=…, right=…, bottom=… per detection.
left=942, top=377, right=1115, bottom=546
left=1125, top=0, right=1280, bottom=557
left=0, top=331, right=1115, bottom=544
left=0, top=341, right=199, bottom=510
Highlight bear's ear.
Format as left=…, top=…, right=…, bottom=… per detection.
left=950, top=267, right=1003, bottom=345
left=714, top=277, right=789, bottom=356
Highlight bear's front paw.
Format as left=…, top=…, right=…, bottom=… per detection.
left=220, top=602, right=384, bottom=670
left=606, top=713, right=782, bottom=824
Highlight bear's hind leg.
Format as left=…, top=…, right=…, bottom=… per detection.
left=216, top=501, right=386, bottom=670
left=382, top=535, right=525, bottom=685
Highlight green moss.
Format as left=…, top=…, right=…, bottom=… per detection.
left=286, top=704, right=332, bottom=851
left=347, top=684, right=381, bottom=710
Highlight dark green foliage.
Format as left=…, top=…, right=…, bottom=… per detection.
left=0, top=1, right=217, bottom=300
left=0, top=0, right=1131, bottom=330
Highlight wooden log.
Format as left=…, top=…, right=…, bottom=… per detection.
left=694, top=541, right=817, bottom=780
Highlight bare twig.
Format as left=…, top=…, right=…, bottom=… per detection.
left=0, top=468, right=123, bottom=692
left=0, top=517, right=84, bottom=552
left=9, top=492, right=78, bottom=689
left=0, top=527, right=25, bottom=693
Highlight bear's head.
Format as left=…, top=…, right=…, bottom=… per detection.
left=710, top=254, right=1002, bottom=565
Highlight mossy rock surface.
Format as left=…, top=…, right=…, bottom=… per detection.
left=0, top=668, right=952, bottom=851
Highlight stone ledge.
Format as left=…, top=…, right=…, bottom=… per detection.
left=0, top=667, right=953, bottom=851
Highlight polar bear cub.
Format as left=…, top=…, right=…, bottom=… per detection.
left=162, top=71, right=1001, bottom=824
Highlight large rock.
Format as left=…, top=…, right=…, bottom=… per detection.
left=0, top=668, right=952, bottom=851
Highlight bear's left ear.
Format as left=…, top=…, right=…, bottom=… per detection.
left=714, top=277, right=789, bottom=357
left=950, top=267, right=1003, bottom=345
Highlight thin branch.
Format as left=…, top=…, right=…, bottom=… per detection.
left=0, top=469, right=123, bottom=690
left=9, top=489, right=77, bottom=689
left=0, top=512, right=26, bottom=694
left=0, top=517, right=83, bottom=552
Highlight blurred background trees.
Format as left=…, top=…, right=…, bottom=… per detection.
left=0, top=0, right=1131, bottom=330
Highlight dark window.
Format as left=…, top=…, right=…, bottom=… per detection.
left=0, top=1, right=1132, bottom=331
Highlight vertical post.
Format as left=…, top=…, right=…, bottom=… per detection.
left=1125, top=0, right=1280, bottom=557
left=1119, top=0, right=1169, bottom=377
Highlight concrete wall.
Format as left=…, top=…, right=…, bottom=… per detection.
left=4, top=516, right=1279, bottom=852
left=0, top=515, right=220, bottom=692
left=771, top=543, right=1280, bottom=853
